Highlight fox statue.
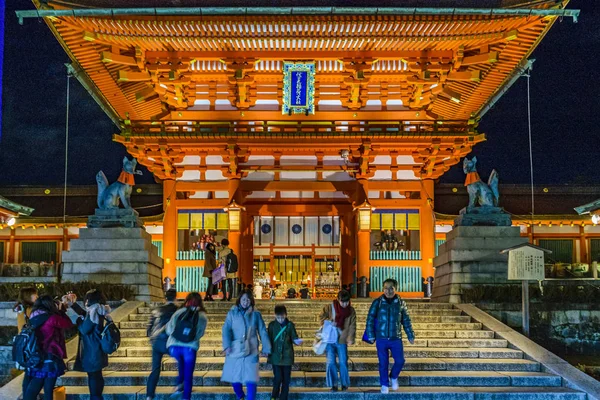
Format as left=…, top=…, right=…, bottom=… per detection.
left=96, top=157, right=142, bottom=210
left=463, top=156, right=499, bottom=209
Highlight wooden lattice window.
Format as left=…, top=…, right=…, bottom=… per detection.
left=20, top=242, right=58, bottom=263
left=538, top=239, right=574, bottom=264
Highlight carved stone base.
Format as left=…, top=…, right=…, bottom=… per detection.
left=87, top=208, right=142, bottom=228
left=455, top=206, right=512, bottom=227
left=61, top=227, right=164, bottom=301
left=432, top=226, right=527, bottom=303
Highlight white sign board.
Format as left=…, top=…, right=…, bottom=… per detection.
left=507, top=246, right=545, bottom=281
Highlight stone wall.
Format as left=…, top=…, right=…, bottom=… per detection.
left=478, top=303, right=600, bottom=356
left=0, top=303, right=16, bottom=327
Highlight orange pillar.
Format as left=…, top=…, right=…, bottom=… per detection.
left=162, top=179, right=177, bottom=281
left=341, top=213, right=356, bottom=287
left=62, top=227, right=69, bottom=252
left=240, top=214, right=254, bottom=285
left=7, top=228, right=15, bottom=263
left=420, top=179, right=435, bottom=280
left=357, top=230, right=371, bottom=281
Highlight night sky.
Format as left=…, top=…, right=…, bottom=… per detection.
left=0, top=1, right=598, bottom=187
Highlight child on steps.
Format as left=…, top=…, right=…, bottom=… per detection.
left=267, top=305, right=303, bottom=400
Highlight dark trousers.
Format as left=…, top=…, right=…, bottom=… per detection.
left=146, top=340, right=168, bottom=398
left=271, top=365, right=292, bottom=400
left=88, top=370, right=105, bottom=400
left=375, top=338, right=405, bottom=387
left=205, top=277, right=214, bottom=297
left=222, top=278, right=237, bottom=300
left=23, top=376, right=57, bottom=400
left=169, top=346, right=197, bottom=400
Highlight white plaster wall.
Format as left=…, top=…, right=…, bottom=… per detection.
left=322, top=172, right=353, bottom=181
left=280, top=156, right=317, bottom=166
left=280, top=171, right=317, bottom=180
left=373, top=155, right=391, bottom=165
left=243, top=172, right=275, bottom=181
left=371, top=170, right=393, bottom=180
left=206, top=155, right=224, bottom=165
left=396, top=170, right=418, bottom=180
left=244, top=156, right=274, bottom=166
left=179, top=170, right=201, bottom=181
left=177, top=156, right=201, bottom=166
left=205, top=170, right=225, bottom=180
left=397, top=155, right=414, bottom=165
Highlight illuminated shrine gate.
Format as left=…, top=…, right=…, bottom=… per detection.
left=22, top=0, right=579, bottom=297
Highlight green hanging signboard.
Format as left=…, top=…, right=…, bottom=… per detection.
left=282, top=62, right=315, bottom=115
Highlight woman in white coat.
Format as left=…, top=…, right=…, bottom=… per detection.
left=221, top=289, right=271, bottom=400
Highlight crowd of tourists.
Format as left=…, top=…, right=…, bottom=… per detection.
left=13, top=278, right=414, bottom=400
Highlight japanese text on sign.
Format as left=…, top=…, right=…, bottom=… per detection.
left=507, top=246, right=545, bottom=280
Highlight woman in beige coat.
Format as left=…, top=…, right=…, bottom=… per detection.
left=221, top=289, right=271, bottom=400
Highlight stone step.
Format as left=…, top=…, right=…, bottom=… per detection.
left=112, top=347, right=522, bottom=359
left=58, top=385, right=585, bottom=400
left=58, top=370, right=558, bottom=388
left=138, top=303, right=456, bottom=314
left=119, top=323, right=483, bottom=338
left=133, top=308, right=464, bottom=318
left=120, top=316, right=471, bottom=329
left=84, top=357, right=540, bottom=373
left=119, top=330, right=494, bottom=346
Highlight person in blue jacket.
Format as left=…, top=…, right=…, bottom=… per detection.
left=363, top=278, right=415, bottom=394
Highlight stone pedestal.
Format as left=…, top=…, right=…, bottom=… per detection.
left=431, top=226, right=527, bottom=303
left=454, top=206, right=512, bottom=227
left=88, top=208, right=142, bottom=228
left=61, top=227, right=164, bottom=301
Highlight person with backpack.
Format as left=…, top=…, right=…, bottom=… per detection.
left=267, top=305, right=303, bottom=400
left=165, top=292, right=208, bottom=400
left=15, top=287, right=38, bottom=333
left=203, top=243, right=217, bottom=301
left=221, top=289, right=271, bottom=400
left=19, top=294, right=75, bottom=400
left=363, top=278, right=415, bottom=394
left=146, top=289, right=179, bottom=400
left=73, top=289, right=113, bottom=400
left=318, top=290, right=356, bottom=392
left=14, top=287, right=39, bottom=400
left=218, top=238, right=239, bottom=302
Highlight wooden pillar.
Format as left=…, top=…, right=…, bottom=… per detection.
left=62, top=227, right=69, bottom=252
left=579, top=225, right=588, bottom=264
left=357, top=231, right=370, bottom=281
left=420, top=179, right=435, bottom=280
left=341, top=213, right=356, bottom=287
left=7, top=228, right=15, bottom=263
left=162, top=179, right=177, bottom=281
left=241, top=214, right=254, bottom=285
left=355, top=203, right=372, bottom=284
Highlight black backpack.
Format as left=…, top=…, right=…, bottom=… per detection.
left=171, top=309, right=199, bottom=343
left=226, top=251, right=239, bottom=273
left=12, top=320, right=42, bottom=369
left=100, top=320, right=121, bottom=354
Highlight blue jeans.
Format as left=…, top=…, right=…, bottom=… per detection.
left=232, top=382, right=257, bottom=400
left=147, top=339, right=168, bottom=399
left=325, top=343, right=350, bottom=388
left=169, top=346, right=197, bottom=400
left=376, top=338, right=405, bottom=387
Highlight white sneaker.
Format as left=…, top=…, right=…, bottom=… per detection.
left=391, top=378, right=399, bottom=390
left=381, top=386, right=389, bottom=394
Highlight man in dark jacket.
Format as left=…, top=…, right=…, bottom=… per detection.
left=364, top=278, right=414, bottom=394
left=146, top=289, right=179, bottom=400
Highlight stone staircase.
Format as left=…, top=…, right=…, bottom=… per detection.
left=58, top=300, right=587, bottom=399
